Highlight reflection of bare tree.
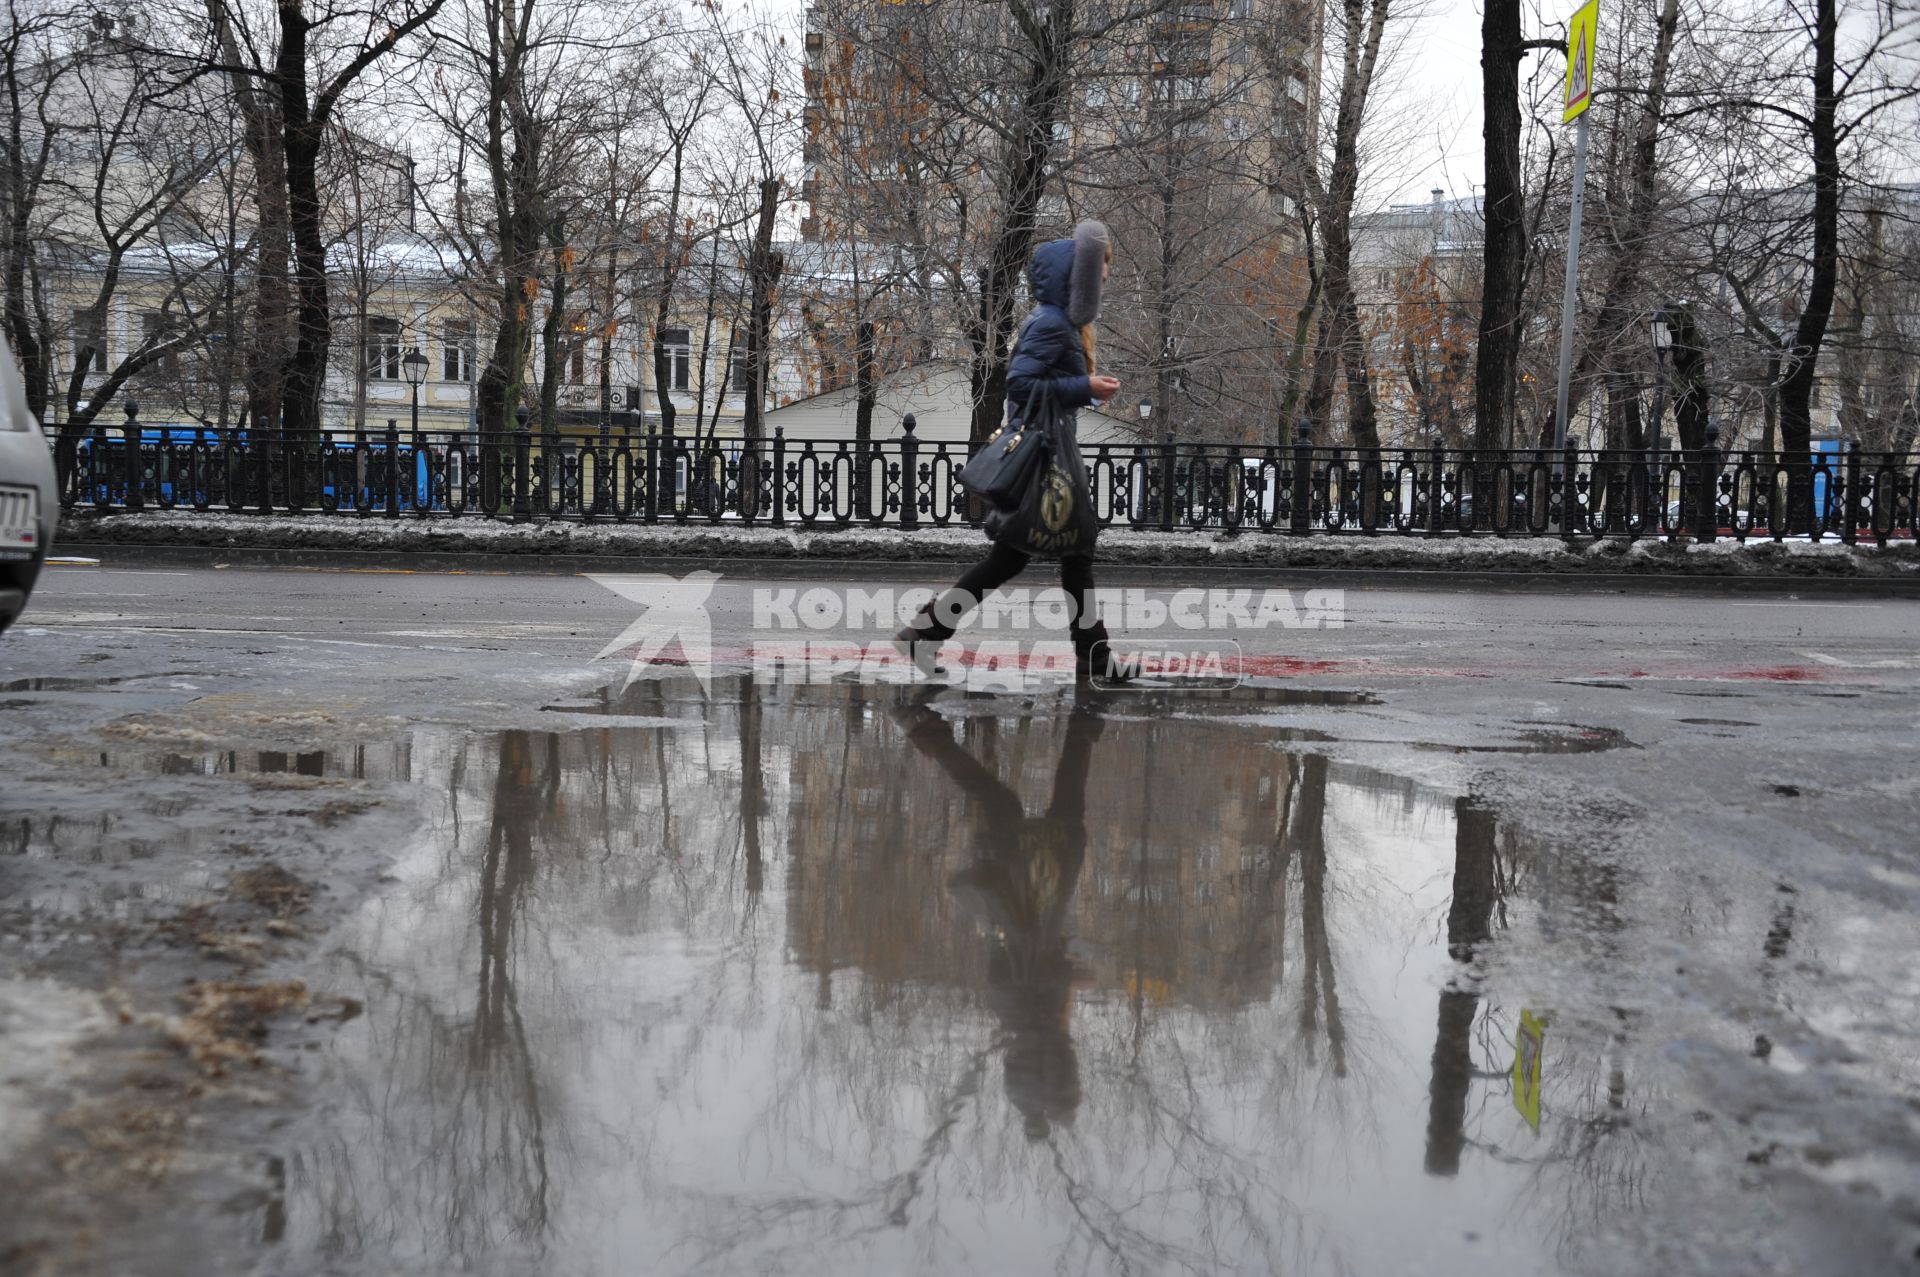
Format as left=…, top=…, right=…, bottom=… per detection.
left=1420, top=797, right=1659, bottom=1267
left=290, top=680, right=1656, bottom=1275
left=740, top=679, right=766, bottom=900
left=1292, top=755, right=1348, bottom=1080
left=467, top=731, right=552, bottom=1234
left=1425, top=798, right=1500, bottom=1177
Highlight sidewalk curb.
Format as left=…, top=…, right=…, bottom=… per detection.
left=56, top=509, right=1920, bottom=585
left=54, top=539, right=1920, bottom=596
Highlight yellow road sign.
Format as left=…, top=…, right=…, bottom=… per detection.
left=1564, top=0, right=1599, bottom=123
left=1512, top=1009, right=1547, bottom=1130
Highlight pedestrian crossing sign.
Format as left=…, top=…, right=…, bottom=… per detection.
left=1564, top=0, right=1599, bottom=122
left=1512, top=1009, right=1547, bottom=1130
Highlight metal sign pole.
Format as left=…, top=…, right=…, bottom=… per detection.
left=1548, top=0, right=1600, bottom=532
left=1551, top=112, right=1591, bottom=455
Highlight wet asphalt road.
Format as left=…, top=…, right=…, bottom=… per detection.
left=2, top=559, right=1919, bottom=1277
left=23, top=559, right=1920, bottom=680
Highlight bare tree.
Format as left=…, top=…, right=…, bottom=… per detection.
left=1, top=12, right=230, bottom=432
left=189, top=0, right=446, bottom=436
left=1302, top=0, right=1394, bottom=448
left=701, top=3, right=798, bottom=463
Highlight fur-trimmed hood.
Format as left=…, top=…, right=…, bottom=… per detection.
left=1066, top=219, right=1108, bottom=327
left=1025, top=219, right=1109, bottom=324
left=1028, top=239, right=1075, bottom=310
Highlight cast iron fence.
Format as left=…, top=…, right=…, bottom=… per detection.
left=46, top=404, right=1919, bottom=545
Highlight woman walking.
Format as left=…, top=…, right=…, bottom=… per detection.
left=895, top=219, right=1130, bottom=681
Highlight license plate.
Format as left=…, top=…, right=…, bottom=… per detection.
left=0, top=485, right=38, bottom=560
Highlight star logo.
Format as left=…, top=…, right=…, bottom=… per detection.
left=589, top=572, right=720, bottom=693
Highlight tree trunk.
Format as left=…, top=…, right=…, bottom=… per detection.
left=1474, top=0, right=1525, bottom=450
left=1566, top=0, right=1679, bottom=424
left=271, top=0, right=442, bottom=439
left=965, top=0, right=1074, bottom=444
left=649, top=136, right=692, bottom=438
left=539, top=227, right=570, bottom=434
left=1306, top=0, right=1390, bottom=449
left=0, top=17, right=54, bottom=424
left=690, top=253, right=720, bottom=441
left=207, top=0, right=290, bottom=433
left=1777, top=0, right=1837, bottom=461
left=276, top=1, right=327, bottom=439
left=854, top=318, right=876, bottom=443
left=743, top=175, right=781, bottom=448
left=479, top=8, right=542, bottom=438
left=1276, top=214, right=1322, bottom=443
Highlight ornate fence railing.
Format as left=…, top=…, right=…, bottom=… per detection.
left=46, top=406, right=1919, bottom=545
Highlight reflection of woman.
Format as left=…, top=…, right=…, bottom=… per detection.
left=893, top=692, right=1105, bottom=1141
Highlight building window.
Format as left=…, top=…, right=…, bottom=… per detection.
left=1229, top=0, right=1251, bottom=17
left=1224, top=114, right=1249, bottom=140
left=568, top=331, right=588, bottom=384
left=659, top=327, right=691, bottom=391
left=139, top=311, right=179, bottom=377
left=72, top=308, right=105, bottom=373
left=1288, top=74, right=1308, bottom=104
left=1087, top=80, right=1108, bottom=108
left=367, top=316, right=403, bottom=380
left=729, top=338, right=754, bottom=393
left=442, top=321, right=474, bottom=382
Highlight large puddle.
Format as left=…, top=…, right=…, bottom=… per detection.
left=264, top=678, right=1641, bottom=1275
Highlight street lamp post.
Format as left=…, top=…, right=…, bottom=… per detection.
left=1136, top=399, right=1154, bottom=525
left=401, top=347, right=428, bottom=434
left=401, top=348, right=428, bottom=516
left=1648, top=305, right=1673, bottom=460
left=1647, top=304, right=1675, bottom=530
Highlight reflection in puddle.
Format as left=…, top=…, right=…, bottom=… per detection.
left=0, top=672, right=198, bottom=693
left=1, top=676, right=132, bottom=693
left=1420, top=725, right=1637, bottom=755
left=70, top=744, right=417, bottom=781
left=273, top=677, right=1645, bottom=1275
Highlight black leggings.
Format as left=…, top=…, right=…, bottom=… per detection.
left=921, top=542, right=1097, bottom=641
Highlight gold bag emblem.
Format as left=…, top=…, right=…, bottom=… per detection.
left=1002, top=431, right=1024, bottom=454
left=1040, top=465, right=1073, bottom=532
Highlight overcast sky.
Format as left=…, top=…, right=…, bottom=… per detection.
left=1367, top=0, right=1492, bottom=209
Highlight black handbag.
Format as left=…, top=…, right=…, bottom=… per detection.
left=958, top=384, right=1052, bottom=509
left=978, top=390, right=1099, bottom=560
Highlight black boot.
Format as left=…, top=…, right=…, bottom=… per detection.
left=893, top=590, right=966, bottom=678
left=1072, top=620, right=1134, bottom=684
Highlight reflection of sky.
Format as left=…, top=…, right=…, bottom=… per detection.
left=273, top=695, right=1571, bottom=1276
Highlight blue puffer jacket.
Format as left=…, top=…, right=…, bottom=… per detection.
left=1005, top=238, right=1094, bottom=424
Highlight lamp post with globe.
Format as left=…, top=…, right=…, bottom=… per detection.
left=400, top=348, right=428, bottom=513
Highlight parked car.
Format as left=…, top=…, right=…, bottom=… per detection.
left=0, top=335, right=57, bottom=633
